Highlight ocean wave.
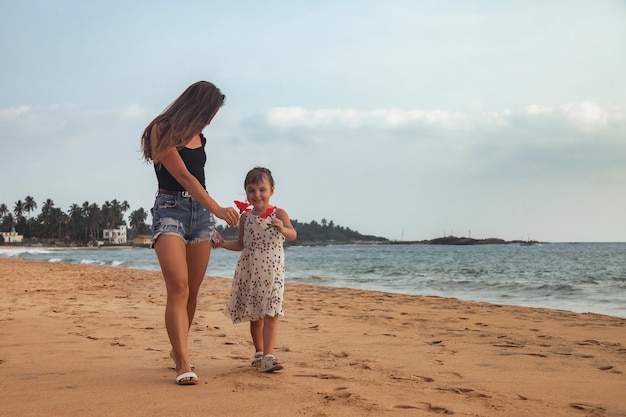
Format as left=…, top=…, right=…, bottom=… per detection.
left=0, top=248, right=56, bottom=257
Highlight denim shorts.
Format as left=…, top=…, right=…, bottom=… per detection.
left=151, top=192, right=217, bottom=247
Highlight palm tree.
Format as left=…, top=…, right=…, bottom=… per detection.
left=40, top=199, right=55, bottom=215
left=85, top=203, right=102, bottom=243
left=102, top=199, right=130, bottom=229
left=101, top=200, right=113, bottom=229
left=112, top=199, right=130, bottom=227
left=81, top=201, right=91, bottom=241
left=23, top=196, right=38, bottom=238
left=0, top=204, right=8, bottom=231
left=12, top=200, right=26, bottom=234
left=2, top=213, right=15, bottom=231
left=38, top=199, right=56, bottom=239
left=24, top=196, right=37, bottom=219
left=45, top=207, right=68, bottom=240
left=13, top=200, right=25, bottom=220
left=0, top=203, right=9, bottom=218
left=129, top=208, right=148, bottom=238
left=67, top=204, right=83, bottom=242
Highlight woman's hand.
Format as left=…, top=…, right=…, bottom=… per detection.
left=215, top=206, right=239, bottom=227
left=212, top=232, right=225, bottom=248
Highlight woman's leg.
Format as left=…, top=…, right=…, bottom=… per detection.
left=185, top=240, right=212, bottom=325
left=154, top=235, right=196, bottom=381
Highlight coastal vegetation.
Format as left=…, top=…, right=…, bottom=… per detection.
left=0, top=196, right=387, bottom=246
left=0, top=197, right=538, bottom=246
left=0, top=197, right=147, bottom=245
left=216, top=218, right=389, bottom=245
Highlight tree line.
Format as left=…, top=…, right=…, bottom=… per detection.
left=1, top=196, right=387, bottom=246
left=0, top=196, right=150, bottom=245
left=217, top=218, right=388, bottom=245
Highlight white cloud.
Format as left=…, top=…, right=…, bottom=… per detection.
left=522, top=101, right=623, bottom=133
left=119, top=103, right=151, bottom=121
left=0, top=105, right=31, bottom=122
left=266, top=107, right=361, bottom=128
left=523, top=104, right=554, bottom=115
left=561, top=101, right=616, bottom=132
left=267, top=107, right=472, bottom=130
left=264, top=102, right=623, bottom=139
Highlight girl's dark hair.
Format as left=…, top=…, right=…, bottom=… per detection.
left=141, top=81, right=225, bottom=163
left=244, top=167, right=274, bottom=188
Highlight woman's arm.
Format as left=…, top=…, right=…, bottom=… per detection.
left=151, top=128, right=238, bottom=227
left=220, top=213, right=246, bottom=251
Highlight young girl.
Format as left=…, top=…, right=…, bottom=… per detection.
left=141, top=81, right=239, bottom=385
left=218, top=167, right=297, bottom=372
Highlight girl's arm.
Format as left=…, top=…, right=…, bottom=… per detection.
left=220, top=213, right=246, bottom=251
left=272, top=208, right=297, bottom=241
left=151, top=127, right=238, bottom=227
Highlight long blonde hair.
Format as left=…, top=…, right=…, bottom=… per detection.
left=141, top=81, right=225, bottom=164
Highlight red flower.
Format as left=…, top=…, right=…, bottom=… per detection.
left=234, top=200, right=252, bottom=214
left=259, top=206, right=277, bottom=219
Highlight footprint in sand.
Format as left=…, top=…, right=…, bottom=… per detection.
left=348, top=361, right=371, bottom=370
left=294, top=373, right=342, bottom=380
left=390, top=373, right=434, bottom=383
left=570, top=403, right=605, bottom=413
left=437, top=387, right=490, bottom=399
left=393, top=402, right=453, bottom=414
left=331, top=387, right=352, bottom=399
left=598, top=365, right=621, bottom=373
left=577, top=339, right=601, bottom=346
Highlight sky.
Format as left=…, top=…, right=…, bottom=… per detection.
left=1, top=0, right=625, bottom=242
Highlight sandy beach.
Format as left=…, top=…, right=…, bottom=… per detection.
left=0, top=258, right=624, bottom=417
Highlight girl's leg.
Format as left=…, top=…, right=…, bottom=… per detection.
left=250, top=320, right=264, bottom=367
left=262, top=315, right=279, bottom=357
left=154, top=235, right=196, bottom=382
left=259, top=315, right=282, bottom=372
left=250, top=319, right=264, bottom=353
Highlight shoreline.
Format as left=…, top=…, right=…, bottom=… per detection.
left=1, top=258, right=625, bottom=416
left=0, top=244, right=136, bottom=250
left=2, top=245, right=625, bottom=320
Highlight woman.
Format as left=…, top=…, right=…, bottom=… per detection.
left=141, top=81, right=239, bottom=385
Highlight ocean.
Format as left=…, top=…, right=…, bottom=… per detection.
left=1, top=242, right=625, bottom=318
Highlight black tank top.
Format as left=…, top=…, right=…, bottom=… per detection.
left=154, top=134, right=207, bottom=191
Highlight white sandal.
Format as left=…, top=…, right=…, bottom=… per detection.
left=251, top=351, right=264, bottom=367
left=176, top=371, right=199, bottom=385
left=259, top=354, right=283, bottom=373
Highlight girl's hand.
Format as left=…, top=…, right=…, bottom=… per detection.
left=216, top=206, right=239, bottom=227
left=270, top=218, right=284, bottom=231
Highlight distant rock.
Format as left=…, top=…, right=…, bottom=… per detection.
left=427, top=237, right=507, bottom=245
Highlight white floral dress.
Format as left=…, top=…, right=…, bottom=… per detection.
left=224, top=211, right=285, bottom=323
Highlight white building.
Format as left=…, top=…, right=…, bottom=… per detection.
left=1, top=228, right=23, bottom=244
left=102, top=225, right=127, bottom=245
